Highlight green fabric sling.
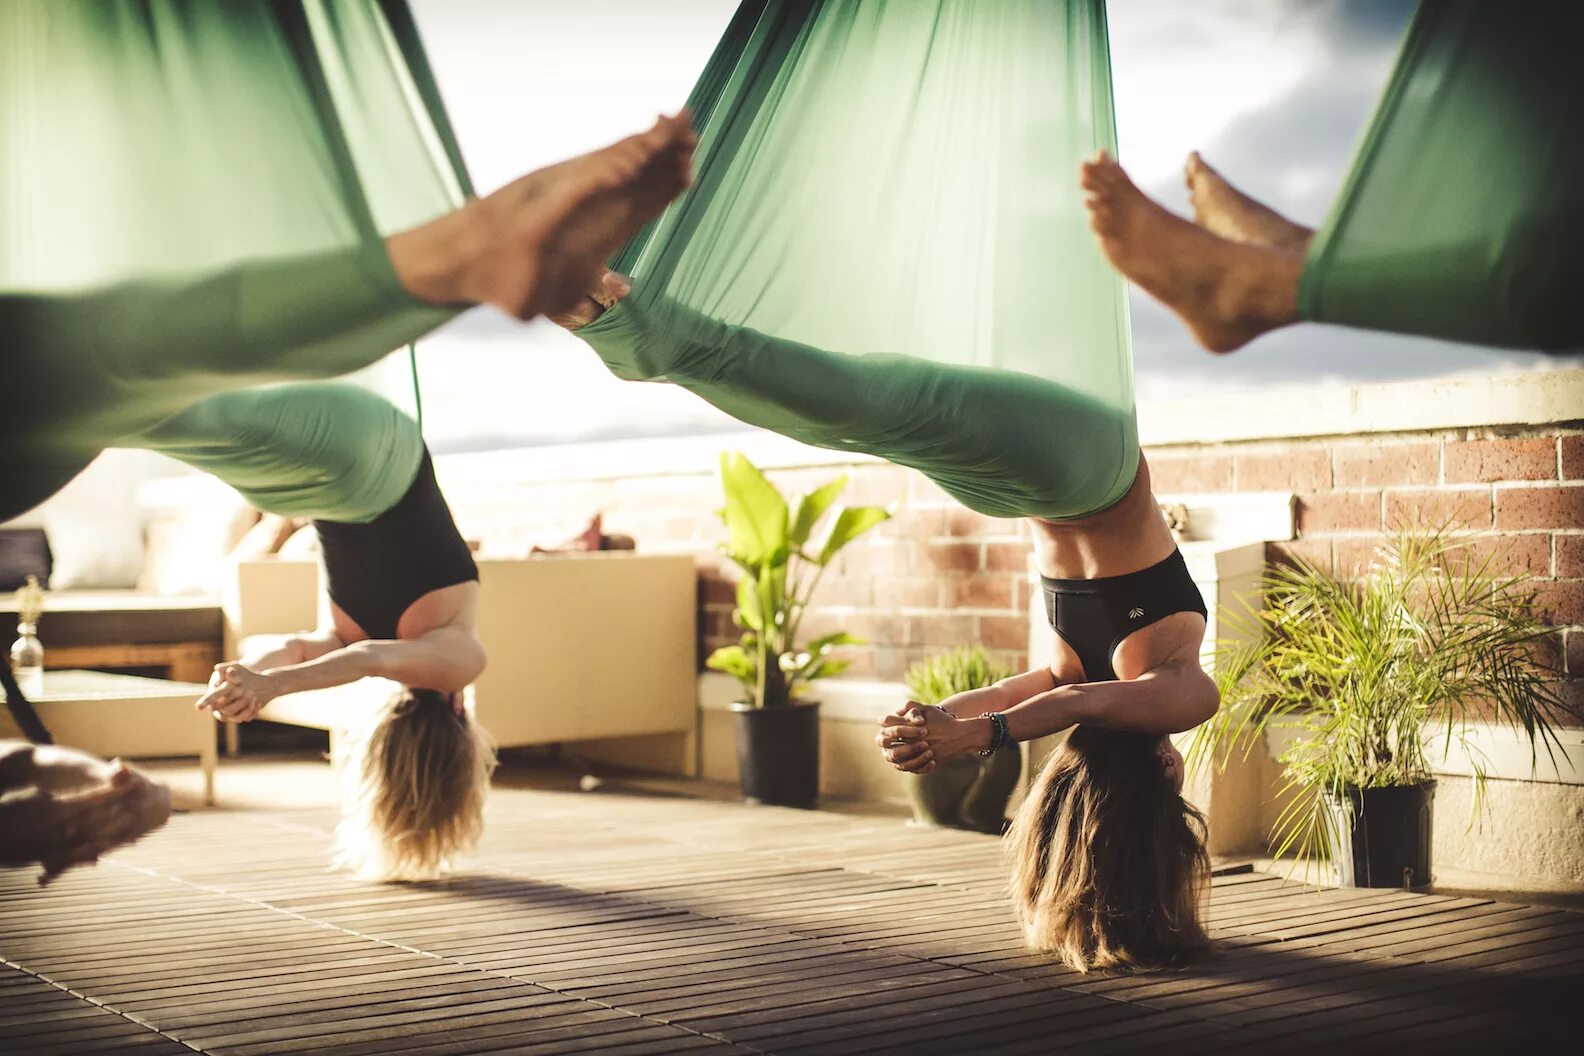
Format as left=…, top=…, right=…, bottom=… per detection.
left=1299, top=0, right=1584, bottom=351
left=580, top=0, right=1138, bottom=521
left=0, top=0, right=469, bottom=520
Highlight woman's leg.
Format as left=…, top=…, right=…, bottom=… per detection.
left=1184, top=153, right=1313, bottom=253
left=1082, top=1, right=1584, bottom=354
left=571, top=279, right=1137, bottom=520
left=134, top=383, right=424, bottom=524
left=0, top=118, right=696, bottom=522
left=1080, top=155, right=1303, bottom=355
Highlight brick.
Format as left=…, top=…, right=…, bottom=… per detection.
left=1562, top=436, right=1584, bottom=480
left=1457, top=534, right=1553, bottom=578
left=1236, top=449, right=1332, bottom=491
left=1384, top=489, right=1493, bottom=530
left=1296, top=492, right=1381, bottom=533
left=988, top=649, right=1030, bottom=675
left=877, top=645, right=937, bottom=682
left=816, top=574, right=874, bottom=607
left=1558, top=536, right=1584, bottom=579
left=924, top=541, right=981, bottom=573
left=1013, top=576, right=1034, bottom=614
left=1267, top=538, right=1333, bottom=574
left=1333, top=539, right=1384, bottom=580
left=883, top=508, right=946, bottom=539
left=904, top=613, right=978, bottom=647
left=979, top=614, right=1029, bottom=651
left=985, top=542, right=1033, bottom=573
left=946, top=575, right=1014, bottom=610
left=840, top=540, right=914, bottom=577
left=1495, top=485, right=1584, bottom=531
left=842, top=648, right=880, bottom=679
left=884, top=578, right=942, bottom=608
left=1333, top=442, right=1439, bottom=487
left=1560, top=680, right=1584, bottom=725
left=1530, top=580, right=1584, bottom=627
left=1144, top=453, right=1234, bottom=493
left=843, top=612, right=905, bottom=648
left=1444, top=438, right=1558, bottom=484
left=944, top=508, right=999, bottom=538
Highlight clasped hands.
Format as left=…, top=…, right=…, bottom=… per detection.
left=875, top=700, right=991, bottom=774
left=196, top=662, right=279, bottom=723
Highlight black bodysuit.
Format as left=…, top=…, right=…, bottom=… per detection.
left=313, top=448, right=479, bottom=641
left=1041, top=549, right=1207, bottom=682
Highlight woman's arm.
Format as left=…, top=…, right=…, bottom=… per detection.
left=880, top=659, right=1218, bottom=772
left=197, top=627, right=485, bottom=722
left=235, top=630, right=345, bottom=673
left=933, top=665, right=1061, bottom=718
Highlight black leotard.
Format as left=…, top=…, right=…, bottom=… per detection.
left=1040, top=549, right=1207, bottom=682
left=312, top=448, right=478, bottom=641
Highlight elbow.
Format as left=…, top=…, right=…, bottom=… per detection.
left=1191, top=686, right=1221, bottom=729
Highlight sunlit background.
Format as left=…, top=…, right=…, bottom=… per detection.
left=406, top=0, right=1580, bottom=454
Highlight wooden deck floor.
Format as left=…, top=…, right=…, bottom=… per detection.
left=2, top=780, right=1578, bottom=1055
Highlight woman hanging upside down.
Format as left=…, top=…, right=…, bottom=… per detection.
left=554, top=271, right=1217, bottom=972
left=2, top=112, right=696, bottom=521
left=151, top=383, right=493, bottom=882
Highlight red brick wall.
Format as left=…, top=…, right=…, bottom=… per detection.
left=1150, top=428, right=1584, bottom=718
left=449, top=424, right=1584, bottom=723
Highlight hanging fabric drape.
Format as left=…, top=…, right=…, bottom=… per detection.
left=582, top=0, right=1137, bottom=519
left=0, top=0, right=469, bottom=520
left=1299, top=0, right=1584, bottom=351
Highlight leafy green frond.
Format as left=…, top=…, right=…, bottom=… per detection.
left=1201, top=523, right=1568, bottom=875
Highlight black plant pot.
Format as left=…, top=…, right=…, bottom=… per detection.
left=1323, top=781, right=1436, bottom=889
left=731, top=700, right=819, bottom=808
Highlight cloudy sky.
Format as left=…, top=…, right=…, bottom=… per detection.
left=405, top=0, right=1579, bottom=453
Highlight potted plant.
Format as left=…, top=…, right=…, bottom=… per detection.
left=902, top=646, right=1021, bottom=833
left=705, top=452, right=889, bottom=807
left=1194, top=526, right=1569, bottom=888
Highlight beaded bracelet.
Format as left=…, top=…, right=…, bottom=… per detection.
left=977, top=711, right=1010, bottom=757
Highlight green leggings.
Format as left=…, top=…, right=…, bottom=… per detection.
left=1, top=249, right=451, bottom=521
left=133, top=382, right=424, bottom=524
left=1299, top=0, right=1584, bottom=350
left=576, top=284, right=1138, bottom=521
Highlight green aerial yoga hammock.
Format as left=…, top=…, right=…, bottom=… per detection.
left=579, top=0, right=1138, bottom=521
left=0, top=0, right=469, bottom=521
left=1300, top=0, right=1584, bottom=351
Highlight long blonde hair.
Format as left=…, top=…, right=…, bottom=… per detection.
left=333, top=688, right=496, bottom=882
left=1006, top=726, right=1210, bottom=972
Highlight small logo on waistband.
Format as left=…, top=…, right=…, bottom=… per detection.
left=1128, top=607, right=1145, bottom=620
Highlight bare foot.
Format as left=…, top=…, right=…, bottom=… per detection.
left=548, top=270, right=632, bottom=331
left=1184, top=152, right=1313, bottom=252
left=389, top=114, right=695, bottom=321
left=1080, top=152, right=1302, bottom=354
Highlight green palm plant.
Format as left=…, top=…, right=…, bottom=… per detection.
left=1191, top=524, right=1569, bottom=878
left=705, top=452, right=890, bottom=707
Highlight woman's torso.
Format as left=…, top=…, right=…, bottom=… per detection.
left=1029, top=455, right=1207, bottom=683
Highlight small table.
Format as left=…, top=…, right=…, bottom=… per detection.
left=8, top=670, right=217, bottom=805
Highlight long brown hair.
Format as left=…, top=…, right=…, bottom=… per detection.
left=333, top=688, right=496, bottom=882
left=1006, top=726, right=1210, bottom=972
